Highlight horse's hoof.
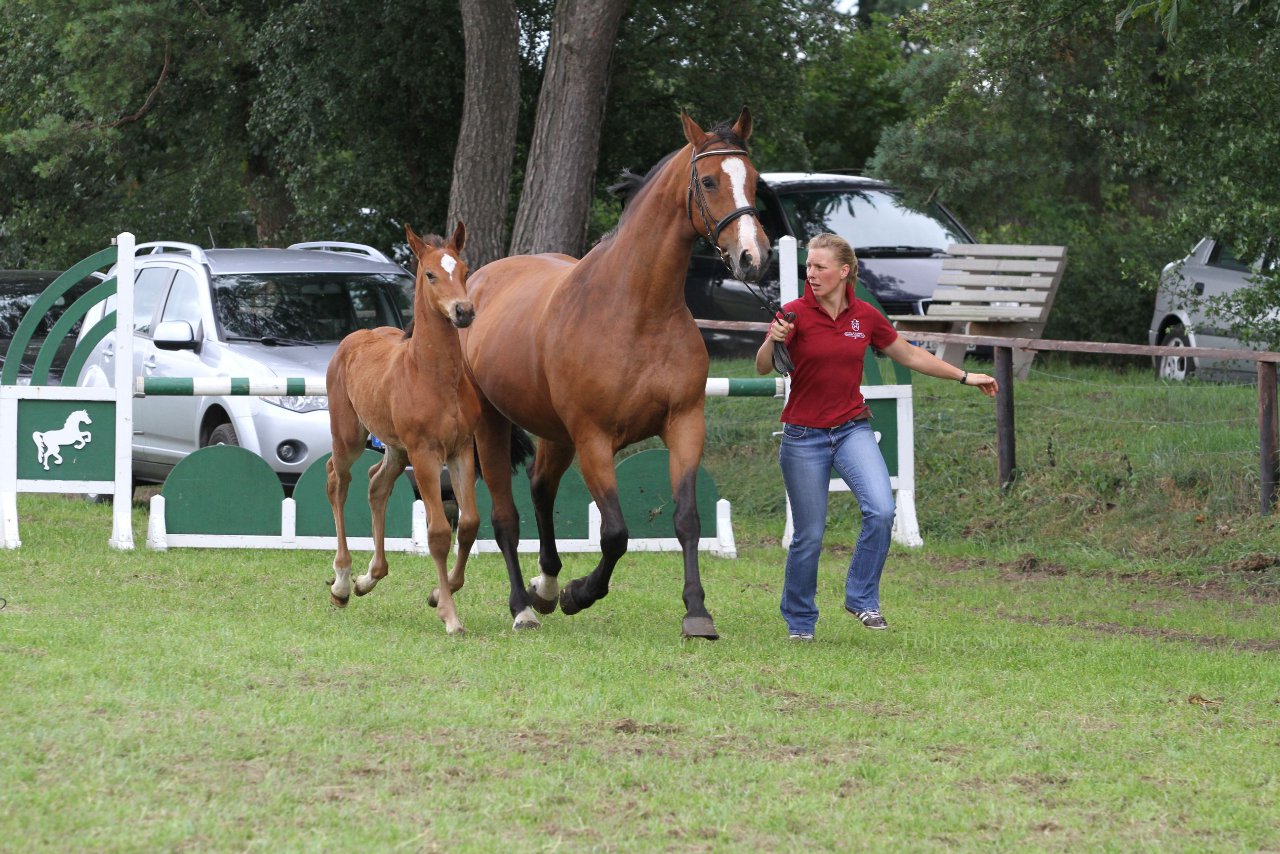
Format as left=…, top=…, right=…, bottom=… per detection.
left=681, top=615, right=719, bottom=640
left=329, top=591, right=349, bottom=609
left=526, top=585, right=558, bottom=615
left=513, top=608, right=541, bottom=631
left=446, top=624, right=466, bottom=637
left=559, top=585, right=583, bottom=616
left=428, top=590, right=440, bottom=608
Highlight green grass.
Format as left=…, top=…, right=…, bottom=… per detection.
left=3, top=360, right=1279, bottom=850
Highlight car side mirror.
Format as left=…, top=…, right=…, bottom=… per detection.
left=153, top=319, right=198, bottom=351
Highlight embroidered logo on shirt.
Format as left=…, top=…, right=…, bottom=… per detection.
left=844, top=318, right=866, bottom=339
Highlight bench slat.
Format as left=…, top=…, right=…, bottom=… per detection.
left=947, top=244, right=1066, bottom=258
left=921, top=305, right=1043, bottom=320
left=936, top=273, right=1057, bottom=289
left=941, top=258, right=1065, bottom=274
left=930, top=289, right=1048, bottom=304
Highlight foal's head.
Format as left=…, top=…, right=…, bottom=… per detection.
left=680, top=107, right=770, bottom=284
left=405, top=222, right=473, bottom=328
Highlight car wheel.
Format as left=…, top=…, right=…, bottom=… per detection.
left=207, top=423, right=240, bottom=447
left=1156, top=325, right=1196, bottom=381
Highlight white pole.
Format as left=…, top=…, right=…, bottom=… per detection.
left=110, top=232, right=136, bottom=550
left=779, top=235, right=799, bottom=304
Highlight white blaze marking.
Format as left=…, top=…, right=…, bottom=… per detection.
left=720, top=158, right=763, bottom=262
left=441, top=254, right=457, bottom=276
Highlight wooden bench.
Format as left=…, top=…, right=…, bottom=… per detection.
left=888, top=244, right=1067, bottom=379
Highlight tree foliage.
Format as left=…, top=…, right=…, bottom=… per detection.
left=869, top=0, right=1280, bottom=348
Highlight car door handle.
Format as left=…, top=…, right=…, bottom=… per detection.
left=1193, top=281, right=1205, bottom=295
left=143, top=355, right=158, bottom=371
left=102, top=344, right=114, bottom=360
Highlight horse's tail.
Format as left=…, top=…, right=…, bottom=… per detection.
left=474, top=425, right=536, bottom=480
left=32, top=431, right=46, bottom=463
left=510, top=425, right=535, bottom=473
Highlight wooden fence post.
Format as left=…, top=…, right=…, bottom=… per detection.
left=1260, top=362, right=1278, bottom=514
left=995, top=346, right=1016, bottom=487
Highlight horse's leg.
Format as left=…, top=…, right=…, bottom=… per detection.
left=325, top=435, right=364, bottom=608
left=559, top=435, right=627, bottom=616
left=663, top=410, right=718, bottom=640
left=354, top=446, right=408, bottom=597
left=474, top=401, right=534, bottom=625
left=525, top=439, right=576, bottom=614
left=408, top=444, right=464, bottom=635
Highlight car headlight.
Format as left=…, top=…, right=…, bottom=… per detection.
left=262, top=394, right=328, bottom=413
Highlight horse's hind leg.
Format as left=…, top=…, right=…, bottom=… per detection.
left=525, top=439, right=576, bottom=614
left=558, top=436, right=627, bottom=617
left=355, top=446, right=408, bottom=597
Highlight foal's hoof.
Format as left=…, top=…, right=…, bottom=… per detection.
left=428, top=589, right=440, bottom=608
left=681, top=615, right=719, bottom=640
left=329, top=590, right=349, bottom=609
left=526, top=584, right=558, bottom=615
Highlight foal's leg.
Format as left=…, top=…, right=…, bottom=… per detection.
left=474, top=402, right=534, bottom=624
left=525, top=439, right=576, bottom=614
left=325, top=428, right=366, bottom=608
left=559, top=434, right=627, bottom=616
left=354, top=446, right=408, bottom=597
left=408, top=444, right=464, bottom=635
left=663, top=409, right=717, bottom=639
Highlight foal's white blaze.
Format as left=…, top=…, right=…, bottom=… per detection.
left=721, top=157, right=764, bottom=265
left=440, top=254, right=458, bottom=276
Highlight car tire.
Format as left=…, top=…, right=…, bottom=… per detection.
left=207, top=423, right=240, bottom=447
left=1156, top=324, right=1195, bottom=381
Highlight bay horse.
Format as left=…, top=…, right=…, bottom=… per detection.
left=462, top=109, right=770, bottom=638
left=326, top=223, right=502, bottom=635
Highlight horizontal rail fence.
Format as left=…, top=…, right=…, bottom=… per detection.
left=694, top=319, right=1280, bottom=515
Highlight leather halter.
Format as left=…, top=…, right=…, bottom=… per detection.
left=686, top=146, right=761, bottom=267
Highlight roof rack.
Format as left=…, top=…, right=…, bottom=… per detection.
left=135, top=242, right=209, bottom=263
left=286, top=242, right=392, bottom=263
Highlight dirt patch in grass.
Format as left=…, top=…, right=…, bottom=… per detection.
left=1003, top=614, right=1280, bottom=652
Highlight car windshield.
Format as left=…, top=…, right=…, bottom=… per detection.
left=778, top=189, right=968, bottom=252
left=212, top=272, right=414, bottom=343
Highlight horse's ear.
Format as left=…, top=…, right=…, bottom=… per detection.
left=449, top=220, right=466, bottom=253
left=731, top=106, right=753, bottom=142
left=680, top=109, right=705, bottom=146
left=404, top=223, right=425, bottom=257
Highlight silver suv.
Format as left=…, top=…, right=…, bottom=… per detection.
left=76, top=241, right=415, bottom=488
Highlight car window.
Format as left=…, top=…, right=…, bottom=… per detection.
left=212, top=272, right=414, bottom=342
left=161, top=270, right=203, bottom=327
left=1207, top=241, right=1252, bottom=273
left=133, top=267, right=174, bottom=336
left=777, top=189, right=967, bottom=251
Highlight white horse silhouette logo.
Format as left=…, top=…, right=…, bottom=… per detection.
left=33, top=409, right=93, bottom=470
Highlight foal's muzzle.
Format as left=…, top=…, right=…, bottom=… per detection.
left=451, top=302, right=476, bottom=328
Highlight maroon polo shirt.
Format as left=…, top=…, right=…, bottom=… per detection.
left=774, top=283, right=898, bottom=428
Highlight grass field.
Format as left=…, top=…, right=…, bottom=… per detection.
left=3, top=360, right=1278, bottom=851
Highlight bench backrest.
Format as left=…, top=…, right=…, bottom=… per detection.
left=925, top=244, right=1068, bottom=324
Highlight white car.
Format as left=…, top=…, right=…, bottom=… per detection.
left=1149, top=237, right=1280, bottom=380
left=76, top=240, right=415, bottom=489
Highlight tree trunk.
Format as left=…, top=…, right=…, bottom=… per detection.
left=448, top=0, right=522, bottom=269
left=509, top=0, right=628, bottom=258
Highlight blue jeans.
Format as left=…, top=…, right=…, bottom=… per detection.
left=779, top=418, right=895, bottom=634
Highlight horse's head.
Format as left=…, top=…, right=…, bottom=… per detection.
left=405, top=222, right=474, bottom=328
left=681, top=108, right=771, bottom=283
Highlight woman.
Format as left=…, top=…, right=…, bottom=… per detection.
left=756, top=233, right=998, bottom=641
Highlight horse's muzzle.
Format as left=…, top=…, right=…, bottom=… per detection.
left=734, top=244, right=771, bottom=284
left=451, top=303, right=476, bottom=328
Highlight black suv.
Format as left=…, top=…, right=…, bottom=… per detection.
left=684, top=172, right=975, bottom=354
